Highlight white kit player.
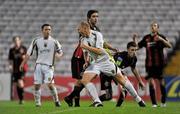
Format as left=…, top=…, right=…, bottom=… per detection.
left=78, top=21, right=146, bottom=107
left=20, top=24, right=63, bottom=107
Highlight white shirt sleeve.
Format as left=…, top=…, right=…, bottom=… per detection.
left=27, top=39, right=37, bottom=56
left=81, top=37, right=89, bottom=53
left=55, top=40, right=63, bottom=54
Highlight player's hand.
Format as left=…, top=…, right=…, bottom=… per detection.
left=80, top=42, right=88, bottom=49
left=112, top=48, right=119, bottom=53
left=154, top=34, right=164, bottom=41
left=55, top=52, right=63, bottom=60
left=132, top=33, right=138, bottom=43
left=83, top=62, right=89, bottom=69
left=8, top=65, right=13, bottom=73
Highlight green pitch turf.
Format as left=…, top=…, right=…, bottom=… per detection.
left=0, top=100, right=179, bottom=114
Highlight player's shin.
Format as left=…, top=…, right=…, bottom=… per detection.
left=34, top=89, right=41, bottom=106
left=160, top=83, right=166, bottom=104
left=124, top=80, right=142, bottom=102
left=85, top=83, right=101, bottom=103
left=68, top=84, right=84, bottom=99
left=50, top=86, right=60, bottom=103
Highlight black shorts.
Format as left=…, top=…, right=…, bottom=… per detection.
left=12, top=72, right=25, bottom=82
left=71, top=57, right=85, bottom=79
left=100, top=73, right=113, bottom=90
left=145, top=66, right=164, bottom=80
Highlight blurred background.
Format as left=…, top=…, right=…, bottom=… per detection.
left=0, top=0, right=179, bottom=102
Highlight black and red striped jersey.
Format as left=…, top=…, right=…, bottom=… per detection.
left=8, top=45, right=27, bottom=73
left=138, top=33, right=168, bottom=67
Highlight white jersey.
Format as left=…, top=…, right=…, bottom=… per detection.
left=27, top=36, right=62, bottom=66
left=82, top=30, right=120, bottom=76
left=81, top=30, right=109, bottom=63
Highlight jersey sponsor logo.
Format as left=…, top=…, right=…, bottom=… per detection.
left=40, top=49, right=50, bottom=53
left=147, top=42, right=156, bottom=47
left=115, top=57, right=122, bottom=66
left=44, top=43, right=47, bottom=47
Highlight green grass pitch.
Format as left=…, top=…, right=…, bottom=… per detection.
left=0, top=100, right=179, bottom=114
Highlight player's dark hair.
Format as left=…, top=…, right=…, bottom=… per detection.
left=41, top=24, right=52, bottom=30
left=127, top=41, right=137, bottom=49
left=87, top=10, right=98, bottom=19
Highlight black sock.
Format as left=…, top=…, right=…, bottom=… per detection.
left=149, top=85, right=157, bottom=105
left=99, top=94, right=107, bottom=101
left=68, top=84, right=84, bottom=99
left=17, top=86, right=24, bottom=101
left=116, top=89, right=127, bottom=106
left=74, top=93, right=80, bottom=106
left=160, top=84, right=166, bottom=103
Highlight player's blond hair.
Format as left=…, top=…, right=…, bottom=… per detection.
left=78, top=21, right=90, bottom=37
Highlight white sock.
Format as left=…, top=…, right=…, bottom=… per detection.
left=34, top=89, right=41, bottom=105
left=124, top=80, right=141, bottom=102
left=50, top=86, right=59, bottom=103
left=85, top=83, right=101, bottom=103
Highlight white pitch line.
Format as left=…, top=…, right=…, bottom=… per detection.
left=42, top=107, right=89, bottom=114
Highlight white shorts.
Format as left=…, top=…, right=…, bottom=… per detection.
left=34, top=64, right=54, bottom=84
left=84, top=60, right=121, bottom=77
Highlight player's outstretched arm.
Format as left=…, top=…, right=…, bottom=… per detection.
left=131, top=67, right=145, bottom=90
left=103, top=42, right=118, bottom=52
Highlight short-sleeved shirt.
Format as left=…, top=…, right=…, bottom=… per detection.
left=8, top=45, right=27, bottom=73
left=27, top=36, right=62, bottom=66
left=81, top=30, right=109, bottom=63
left=113, top=51, right=137, bottom=69
left=138, top=33, right=167, bottom=68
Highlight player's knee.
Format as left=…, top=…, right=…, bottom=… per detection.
left=48, top=83, right=55, bottom=90
left=115, top=74, right=126, bottom=85
left=81, top=76, right=91, bottom=85
left=81, top=79, right=88, bottom=85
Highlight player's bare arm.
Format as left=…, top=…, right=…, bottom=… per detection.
left=80, top=42, right=103, bottom=55
left=156, top=36, right=172, bottom=48
left=131, top=67, right=145, bottom=90
left=103, top=42, right=118, bottom=52
left=19, top=54, right=30, bottom=71
left=132, top=33, right=138, bottom=44
left=83, top=51, right=90, bottom=69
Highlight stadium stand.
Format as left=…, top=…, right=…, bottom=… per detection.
left=0, top=0, right=180, bottom=76
left=164, top=38, right=180, bottom=76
